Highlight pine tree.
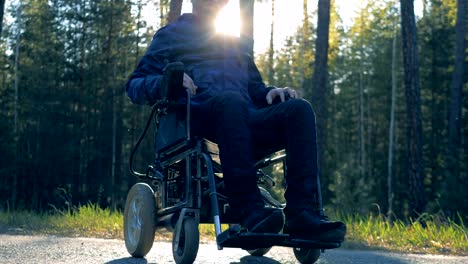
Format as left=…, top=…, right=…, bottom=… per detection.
left=446, top=0, right=466, bottom=218
left=167, top=0, right=183, bottom=24
left=400, top=0, right=426, bottom=217
left=309, top=0, right=331, bottom=196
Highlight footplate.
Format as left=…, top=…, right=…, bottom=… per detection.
left=217, top=227, right=341, bottom=250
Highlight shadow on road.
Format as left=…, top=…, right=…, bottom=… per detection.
left=230, top=255, right=282, bottom=264
left=105, top=257, right=155, bottom=264
left=105, top=256, right=280, bottom=264
left=319, top=249, right=418, bottom=264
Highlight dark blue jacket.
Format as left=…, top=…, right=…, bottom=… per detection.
left=126, top=14, right=273, bottom=108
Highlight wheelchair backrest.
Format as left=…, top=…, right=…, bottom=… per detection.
left=155, top=108, right=188, bottom=155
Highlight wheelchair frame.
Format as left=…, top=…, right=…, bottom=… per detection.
left=123, top=62, right=340, bottom=264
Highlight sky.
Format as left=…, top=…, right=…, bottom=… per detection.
left=146, top=0, right=423, bottom=54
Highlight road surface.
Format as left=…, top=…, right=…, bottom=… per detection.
left=0, top=235, right=466, bottom=264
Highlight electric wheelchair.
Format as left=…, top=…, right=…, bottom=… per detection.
left=123, top=62, right=341, bottom=264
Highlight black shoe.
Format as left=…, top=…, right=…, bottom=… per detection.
left=241, top=206, right=284, bottom=233
left=283, top=210, right=346, bottom=242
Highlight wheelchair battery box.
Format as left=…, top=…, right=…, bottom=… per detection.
left=166, top=163, right=185, bottom=206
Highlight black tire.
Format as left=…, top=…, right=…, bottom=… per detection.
left=293, top=248, right=321, bottom=264
left=172, top=217, right=199, bottom=264
left=247, top=247, right=271, bottom=256
left=124, top=183, right=157, bottom=258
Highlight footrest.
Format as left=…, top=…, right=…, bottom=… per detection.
left=217, top=228, right=341, bottom=250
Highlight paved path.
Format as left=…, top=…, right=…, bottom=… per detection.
left=0, top=235, right=466, bottom=264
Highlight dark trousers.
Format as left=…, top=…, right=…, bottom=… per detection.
left=191, top=92, right=320, bottom=217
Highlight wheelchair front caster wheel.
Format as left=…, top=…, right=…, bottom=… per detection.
left=124, top=183, right=157, bottom=258
left=172, top=217, right=199, bottom=264
left=247, top=247, right=271, bottom=256
left=293, top=248, right=321, bottom=264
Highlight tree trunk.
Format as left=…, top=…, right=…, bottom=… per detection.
left=359, top=39, right=366, bottom=182
left=267, top=0, right=275, bottom=84
left=111, top=64, right=117, bottom=211
left=0, top=0, right=5, bottom=35
left=447, top=0, right=465, bottom=170
left=12, top=2, right=21, bottom=209
left=240, top=0, right=254, bottom=55
left=387, top=30, right=398, bottom=222
left=108, top=0, right=117, bottom=211
left=78, top=0, right=88, bottom=203
left=14, top=3, right=21, bottom=134
left=167, top=0, right=182, bottom=24
left=445, top=0, right=466, bottom=217
left=300, top=0, right=309, bottom=87
left=400, top=0, right=426, bottom=218
left=311, top=0, right=330, bottom=188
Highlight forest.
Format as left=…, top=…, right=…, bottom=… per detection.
left=0, top=0, right=466, bottom=223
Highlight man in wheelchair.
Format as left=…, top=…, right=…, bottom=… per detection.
left=126, top=0, right=345, bottom=242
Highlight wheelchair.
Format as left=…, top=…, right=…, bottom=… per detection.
left=123, top=62, right=341, bottom=264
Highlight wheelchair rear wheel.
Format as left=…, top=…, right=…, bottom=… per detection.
left=172, top=217, right=199, bottom=264
left=293, top=248, right=321, bottom=264
left=124, top=183, right=157, bottom=258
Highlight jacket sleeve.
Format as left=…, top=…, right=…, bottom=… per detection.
left=125, top=27, right=173, bottom=105
left=247, top=55, right=275, bottom=108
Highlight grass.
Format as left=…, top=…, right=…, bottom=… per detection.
left=1, top=205, right=467, bottom=255
left=0, top=204, right=123, bottom=239
left=337, top=213, right=468, bottom=255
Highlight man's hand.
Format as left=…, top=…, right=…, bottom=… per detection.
left=266, top=87, right=298, bottom=105
left=183, top=73, right=198, bottom=96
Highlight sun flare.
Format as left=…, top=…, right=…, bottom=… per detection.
left=215, top=0, right=241, bottom=36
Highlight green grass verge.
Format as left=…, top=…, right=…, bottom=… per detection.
left=0, top=204, right=123, bottom=239
left=1, top=205, right=466, bottom=255
left=338, top=213, right=467, bottom=255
